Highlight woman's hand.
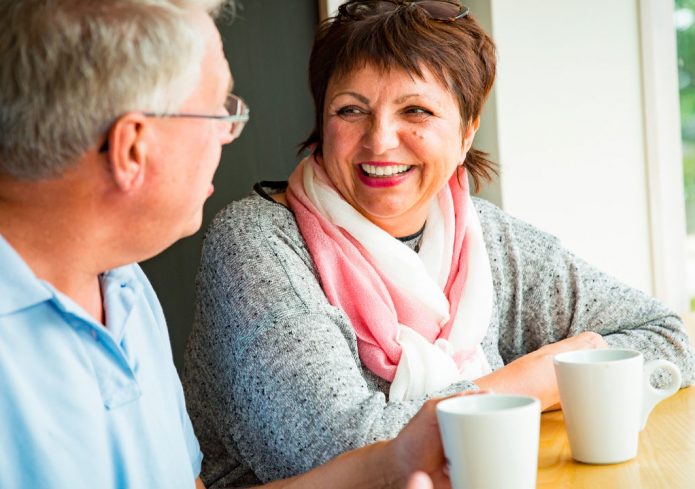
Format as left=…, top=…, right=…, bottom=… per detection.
left=475, top=332, right=607, bottom=410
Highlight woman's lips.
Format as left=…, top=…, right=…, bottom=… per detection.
left=356, top=162, right=413, bottom=188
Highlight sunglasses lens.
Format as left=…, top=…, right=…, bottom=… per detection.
left=343, top=1, right=397, bottom=17
left=417, top=1, right=461, bottom=19
left=340, top=1, right=467, bottom=22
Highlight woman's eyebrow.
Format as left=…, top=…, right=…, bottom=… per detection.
left=330, top=91, right=370, bottom=104
left=394, top=93, right=420, bottom=104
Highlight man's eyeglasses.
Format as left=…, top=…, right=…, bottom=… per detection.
left=338, top=0, right=469, bottom=23
left=99, top=93, right=250, bottom=152
left=144, top=93, right=250, bottom=140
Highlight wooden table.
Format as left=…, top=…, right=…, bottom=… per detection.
left=537, top=386, right=695, bottom=488
left=537, top=316, right=695, bottom=488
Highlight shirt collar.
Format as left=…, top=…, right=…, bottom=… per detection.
left=101, top=265, right=142, bottom=343
left=0, top=233, right=52, bottom=316
left=0, top=234, right=141, bottom=322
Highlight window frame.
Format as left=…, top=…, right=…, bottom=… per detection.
left=639, top=0, right=688, bottom=311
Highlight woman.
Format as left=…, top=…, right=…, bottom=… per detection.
left=183, top=1, right=695, bottom=486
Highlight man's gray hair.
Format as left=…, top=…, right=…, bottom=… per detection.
left=0, top=0, right=233, bottom=180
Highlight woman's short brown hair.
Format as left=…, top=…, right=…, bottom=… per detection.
left=300, top=2, right=498, bottom=190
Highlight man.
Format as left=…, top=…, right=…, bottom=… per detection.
left=0, top=1, right=448, bottom=487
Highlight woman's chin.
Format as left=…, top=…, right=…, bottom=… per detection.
left=356, top=207, right=425, bottom=236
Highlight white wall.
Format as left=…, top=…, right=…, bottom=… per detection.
left=470, top=0, right=655, bottom=295
left=319, top=0, right=342, bottom=20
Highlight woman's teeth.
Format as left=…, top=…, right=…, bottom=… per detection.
left=360, top=164, right=411, bottom=177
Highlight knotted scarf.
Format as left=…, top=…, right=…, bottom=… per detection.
left=286, top=155, right=493, bottom=401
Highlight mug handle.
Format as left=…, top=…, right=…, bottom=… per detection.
left=640, top=359, right=682, bottom=430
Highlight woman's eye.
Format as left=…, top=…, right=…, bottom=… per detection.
left=336, top=106, right=367, bottom=120
left=404, top=106, right=433, bottom=118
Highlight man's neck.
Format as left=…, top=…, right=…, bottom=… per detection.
left=0, top=175, right=110, bottom=325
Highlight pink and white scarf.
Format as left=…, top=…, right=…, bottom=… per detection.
left=287, top=155, right=493, bottom=401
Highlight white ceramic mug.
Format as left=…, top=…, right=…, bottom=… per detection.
left=554, top=348, right=681, bottom=464
left=436, top=394, right=540, bottom=489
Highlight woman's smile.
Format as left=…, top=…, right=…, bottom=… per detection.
left=356, top=162, right=414, bottom=187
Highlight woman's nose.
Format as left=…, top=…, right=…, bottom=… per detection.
left=363, top=115, right=399, bottom=155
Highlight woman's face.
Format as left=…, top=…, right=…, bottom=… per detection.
left=321, top=63, right=476, bottom=237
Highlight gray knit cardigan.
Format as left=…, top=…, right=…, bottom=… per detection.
left=183, top=182, right=695, bottom=488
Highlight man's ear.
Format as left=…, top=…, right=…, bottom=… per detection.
left=106, top=112, right=150, bottom=192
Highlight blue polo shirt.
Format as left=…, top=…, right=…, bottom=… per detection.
left=0, top=235, right=202, bottom=488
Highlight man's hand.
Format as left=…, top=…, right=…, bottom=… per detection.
left=387, top=390, right=488, bottom=489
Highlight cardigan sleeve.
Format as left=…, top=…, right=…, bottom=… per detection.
left=475, top=198, right=695, bottom=386
left=184, top=193, right=478, bottom=484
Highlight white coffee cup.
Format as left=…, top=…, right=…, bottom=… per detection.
left=554, top=348, right=681, bottom=464
left=436, top=394, right=540, bottom=489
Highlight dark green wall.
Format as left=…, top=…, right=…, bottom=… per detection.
left=141, top=1, right=318, bottom=371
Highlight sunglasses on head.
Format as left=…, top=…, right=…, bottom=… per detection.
left=338, top=0, right=470, bottom=23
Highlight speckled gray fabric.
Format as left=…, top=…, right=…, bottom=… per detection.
left=183, top=182, right=695, bottom=488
